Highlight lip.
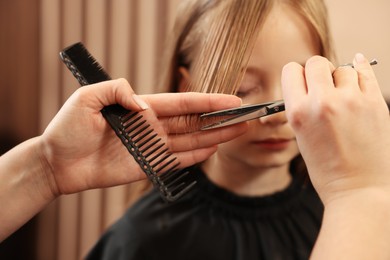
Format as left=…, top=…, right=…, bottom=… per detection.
left=252, top=138, right=293, bottom=150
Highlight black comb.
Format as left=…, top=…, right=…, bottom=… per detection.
left=59, top=42, right=196, bottom=202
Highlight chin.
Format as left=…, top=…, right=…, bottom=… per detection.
left=244, top=154, right=297, bottom=169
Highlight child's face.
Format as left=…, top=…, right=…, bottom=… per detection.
left=212, top=3, right=320, bottom=170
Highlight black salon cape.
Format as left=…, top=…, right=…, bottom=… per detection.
left=86, top=166, right=323, bottom=260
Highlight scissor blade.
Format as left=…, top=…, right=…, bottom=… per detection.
left=200, top=107, right=268, bottom=130
left=200, top=100, right=285, bottom=130
left=200, top=102, right=274, bottom=118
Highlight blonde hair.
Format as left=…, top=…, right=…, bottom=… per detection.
left=158, top=0, right=335, bottom=94
left=286, top=0, right=334, bottom=59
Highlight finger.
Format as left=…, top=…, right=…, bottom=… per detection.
left=141, top=92, right=242, bottom=116
left=281, top=61, right=307, bottom=104
left=158, top=114, right=204, bottom=133
left=281, top=62, right=308, bottom=128
left=81, top=78, right=148, bottom=111
left=173, top=147, right=218, bottom=168
left=304, top=56, right=335, bottom=96
left=332, top=66, right=359, bottom=89
left=158, top=112, right=248, bottom=133
left=166, top=123, right=248, bottom=152
left=352, top=53, right=380, bottom=94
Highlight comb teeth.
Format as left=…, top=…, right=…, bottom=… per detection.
left=59, top=42, right=196, bottom=201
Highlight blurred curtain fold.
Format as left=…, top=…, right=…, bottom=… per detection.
left=37, top=0, right=179, bottom=259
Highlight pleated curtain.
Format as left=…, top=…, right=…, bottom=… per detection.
left=37, top=1, right=179, bottom=259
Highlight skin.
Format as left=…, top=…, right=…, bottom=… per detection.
left=283, top=54, right=390, bottom=259
left=0, top=78, right=248, bottom=241
left=183, top=2, right=320, bottom=196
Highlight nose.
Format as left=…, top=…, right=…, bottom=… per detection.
left=255, top=79, right=286, bottom=125
left=258, top=110, right=287, bottom=125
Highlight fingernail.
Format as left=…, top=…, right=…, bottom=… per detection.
left=354, top=53, right=366, bottom=64
left=132, top=94, right=149, bottom=110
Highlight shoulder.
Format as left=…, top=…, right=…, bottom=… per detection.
left=85, top=190, right=170, bottom=259
left=86, top=186, right=201, bottom=259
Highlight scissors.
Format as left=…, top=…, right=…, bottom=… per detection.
left=200, top=59, right=378, bottom=131
left=200, top=100, right=285, bottom=130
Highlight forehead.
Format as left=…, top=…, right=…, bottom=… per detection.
left=248, top=3, right=320, bottom=68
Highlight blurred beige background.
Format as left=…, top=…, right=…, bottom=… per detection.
left=325, top=0, right=390, bottom=98
left=0, top=1, right=389, bottom=259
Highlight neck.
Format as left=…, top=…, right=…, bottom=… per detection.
left=202, top=155, right=292, bottom=197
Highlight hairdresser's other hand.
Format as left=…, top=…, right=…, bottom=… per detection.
left=40, top=78, right=247, bottom=196
left=281, top=54, right=390, bottom=204
left=283, top=55, right=390, bottom=260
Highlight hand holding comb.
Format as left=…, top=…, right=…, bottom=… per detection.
left=59, top=42, right=196, bottom=202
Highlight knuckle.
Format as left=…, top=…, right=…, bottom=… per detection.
left=316, top=98, right=336, bottom=118
left=72, top=87, right=87, bottom=102
left=287, top=105, right=306, bottom=129
left=116, top=78, right=130, bottom=86
left=305, top=55, right=327, bottom=67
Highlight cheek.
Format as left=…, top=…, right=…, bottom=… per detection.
left=214, top=132, right=254, bottom=162
left=289, top=143, right=300, bottom=158
left=217, top=134, right=247, bottom=153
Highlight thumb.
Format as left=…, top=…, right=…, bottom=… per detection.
left=83, top=78, right=149, bottom=111
left=352, top=53, right=380, bottom=94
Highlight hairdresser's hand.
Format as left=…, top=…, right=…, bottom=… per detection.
left=282, top=54, right=390, bottom=205
left=40, top=78, right=247, bottom=196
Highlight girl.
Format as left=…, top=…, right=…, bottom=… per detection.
left=87, top=0, right=335, bottom=259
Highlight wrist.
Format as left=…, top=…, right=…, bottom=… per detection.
left=6, top=136, right=60, bottom=202
left=324, top=186, right=390, bottom=213
left=311, top=188, right=390, bottom=259
left=34, top=136, right=61, bottom=200
left=0, top=137, right=59, bottom=240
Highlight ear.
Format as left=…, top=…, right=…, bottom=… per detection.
left=177, top=66, right=191, bottom=93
